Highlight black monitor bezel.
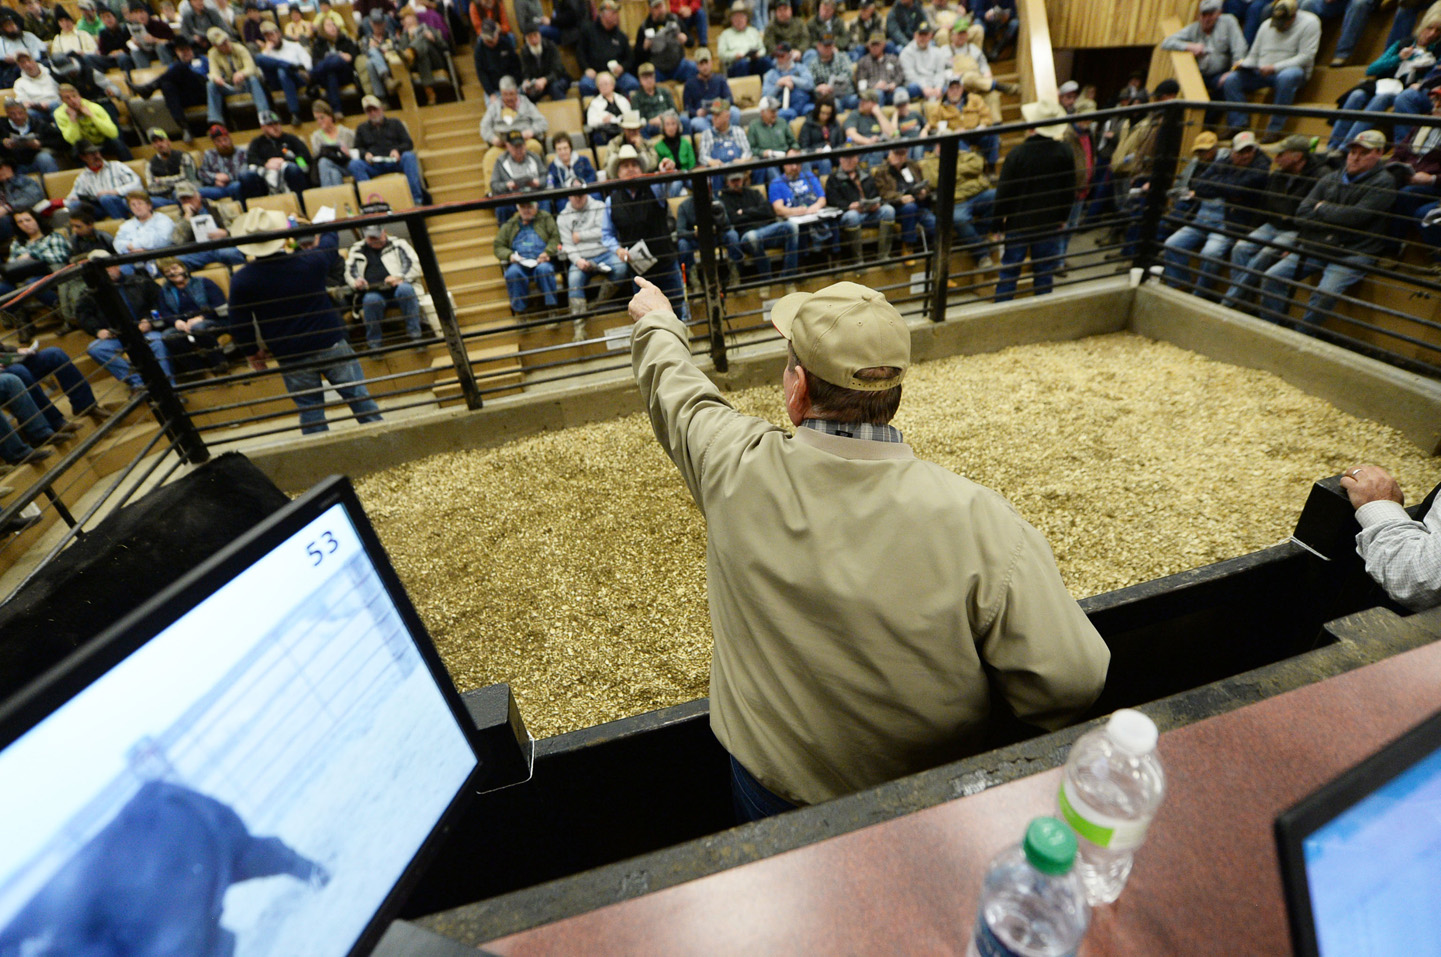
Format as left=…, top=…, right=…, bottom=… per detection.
left=1274, top=706, right=1441, bottom=957
left=0, top=474, right=484, bottom=957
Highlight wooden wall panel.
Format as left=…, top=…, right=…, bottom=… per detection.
left=1046, top=0, right=1201, bottom=48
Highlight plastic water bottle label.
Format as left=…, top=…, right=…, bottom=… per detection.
left=1058, top=778, right=1151, bottom=851
left=972, top=917, right=1076, bottom=957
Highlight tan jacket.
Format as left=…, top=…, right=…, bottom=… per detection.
left=632, top=309, right=1111, bottom=806
left=208, top=43, right=259, bottom=83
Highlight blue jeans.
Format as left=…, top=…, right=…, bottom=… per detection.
left=724, top=55, right=774, bottom=78
left=896, top=201, right=936, bottom=246
left=318, top=156, right=348, bottom=186
left=681, top=10, right=707, bottom=45
left=361, top=282, right=422, bottom=347
left=6, top=347, right=98, bottom=423
left=995, top=233, right=1064, bottom=302
left=17, top=151, right=58, bottom=175
left=0, top=371, right=53, bottom=463
left=310, top=52, right=356, bottom=110
left=178, top=246, right=248, bottom=270
left=1161, top=200, right=1232, bottom=296
left=255, top=54, right=303, bottom=116
left=349, top=153, right=425, bottom=204
left=1260, top=250, right=1373, bottom=326
left=504, top=260, right=558, bottom=312
left=207, top=75, right=271, bottom=124
left=86, top=332, right=173, bottom=389
left=1301, top=0, right=1372, bottom=59
left=566, top=249, right=627, bottom=301
left=1329, top=88, right=1397, bottom=151
left=1220, top=65, right=1307, bottom=134
left=279, top=339, right=383, bottom=434
left=1225, top=0, right=1272, bottom=43
left=1222, top=222, right=1298, bottom=307
left=953, top=188, right=995, bottom=253
left=730, top=754, right=796, bottom=823
left=841, top=204, right=897, bottom=234
left=1393, top=86, right=1432, bottom=142
left=741, top=219, right=800, bottom=278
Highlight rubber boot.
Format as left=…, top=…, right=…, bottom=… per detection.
left=842, top=226, right=863, bottom=264
left=569, top=298, right=587, bottom=342
left=878, top=221, right=896, bottom=261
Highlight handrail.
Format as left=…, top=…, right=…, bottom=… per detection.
left=1018, top=0, right=1058, bottom=103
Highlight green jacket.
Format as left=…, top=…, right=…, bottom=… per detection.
left=493, top=209, right=559, bottom=261
left=746, top=117, right=797, bottom=158
left=654, top=135, right=696, bottom=171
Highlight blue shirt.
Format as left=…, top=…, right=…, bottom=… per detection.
left=768, top=171, right=824, bottom=209
left=683, top=74, right=733, bottom=114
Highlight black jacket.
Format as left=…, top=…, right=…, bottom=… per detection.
left=77, top=272, right=163, bottom=338
left=718, top=185, right=777, bottom=233
left=993, top=133, right=1077, bottom=234
left=1189, top=149, right=1272, bottom=228
left=0, top=114, right=64, bottom=167
left=473, top=34, right=521, bottom=96
left=247, top=131, right=314, bottom=168
left=824, top=165, right=880, bottom=210
left=578, top=18, right=631, bottom=75
left=520, top=38, right=569, bottom=88
left=1257, top=153, right=1325, bottom=231
left=1294, top=163, right=1397, bottom=257
left=353, top=117, right=414, bottom=158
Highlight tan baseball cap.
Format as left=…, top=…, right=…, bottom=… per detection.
left=1347, top=129, right=1386, bottom=151
left=771, top=282, right=909, bottom=391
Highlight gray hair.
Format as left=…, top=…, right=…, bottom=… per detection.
left=659, top=109, right=680, bottom=126
left=498, top=75, right=517, bottom=91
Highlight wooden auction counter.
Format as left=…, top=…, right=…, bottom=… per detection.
left=473, top=622, right=1441, bottom=957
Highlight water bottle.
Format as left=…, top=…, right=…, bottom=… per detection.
left=1056, top=708, right=1166, bottom=905
left=966, top=817, right=1089, bottom=957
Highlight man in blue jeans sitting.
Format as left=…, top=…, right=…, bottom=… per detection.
left=0, top=370, right=61, bottom=469
left=1259, top=129, right=1396, bottom=328
left=1, top=341, right=106, bottom=434
left=75, top=250, right=175, bottom=393
left=495, top=199, right=561, bottom=314
left=720, top=168, right=800, bottom=280
left=344, top=224, right=426, bottom=351
left=1217, top=0, right=1321, bottom=142
left=350, top=97, right=428, bottom=205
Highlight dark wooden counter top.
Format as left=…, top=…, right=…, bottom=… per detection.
left=483, top=637, right=1441, bottom=956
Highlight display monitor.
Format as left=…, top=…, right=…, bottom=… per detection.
left=0, top=476, right=482, bottom=957
left=1276, top=707, right=1441, bottom=957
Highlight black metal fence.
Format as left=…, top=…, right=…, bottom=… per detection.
left=1, top=97, right=1439, bottom=593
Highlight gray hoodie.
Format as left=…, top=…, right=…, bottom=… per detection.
left=1239, top=10, right=1320, bottom=77
left=556, top=194, right=610, bottom=261
left=479, top=93, right=550, bottom=144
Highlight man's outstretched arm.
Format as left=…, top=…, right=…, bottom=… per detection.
left=1345, top=465, right=1441, bottom=612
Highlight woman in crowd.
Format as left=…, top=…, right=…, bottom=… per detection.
left=585, top=71, right=630, bottom=147
left=547, top=134, right=597, bottom=190
left=0, top=210, right=71, bottom=303
left=311, top=101, right=357, bottom=187
left=653, top=110, right=695, bottom=196
left=799, top=96, right=844, bottom=176
left=310, top=17, right=364, bottom=110
left=1329, top=9, right=1441, bottom=153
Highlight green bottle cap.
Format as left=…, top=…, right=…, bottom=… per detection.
left=1023, top=816, right=1077, bottom=876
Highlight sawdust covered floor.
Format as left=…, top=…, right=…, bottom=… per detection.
left=355, top=332, right=1441, bottom=738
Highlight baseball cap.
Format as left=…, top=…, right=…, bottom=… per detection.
left=710, top=97, right=730, bottom=110
left=892, top=87, right=910, bottom=104
left=818, top=30, right=836, bottom=43
left=504, top=128, right=525, bottom=143
left=173, top=181, right=199, bottom=198
left=758, top=96, right=779, bottom=111
left=208, top=123, right=229, bottom=137
left=1153, top=78, right=1180, bottom=97
left=915, top=20, right=932, bottom=32
left=260, top=19, right=279, bottom=32
left=773, top=40, right=791, bottom=54
left=1199, top=0, right=1222, bottom=12
left=206, top=26, right=228, bottom=44
left=1191, top=130, right=1218, bottom=152
left=868, top=30, right=885, bottom=43
left=361, top=94, right=383, bottom=109
left=1231, top=129, right=1257, bottom=150
left=771, top=282, right=909, bottom=391
left=362, top=224, right=385, bottom=238
left=1347, top=129, right=1386, bottom=151
left=1278, top=133, right=1314, bottom=153
left=637, top=61, right=656, bottom=75
left=1058, top=80, right=1079, bottom=96
left=728, top=0, right=747, bottom=12
left=258, top=109, right=281, bottom=125
left=1272, top=0, right=1297, bottom=19
left=695, top=46, right=711, bottom=60
left=147, top=127, right=170, bottom=141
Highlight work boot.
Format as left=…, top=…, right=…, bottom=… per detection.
left=878, top=221, right=896, bottom=261
left=842, top=226, right=863, bottom=264
left=596, top=277, right=617, bottom=302
left=997, top=81, right=1020, bottom=95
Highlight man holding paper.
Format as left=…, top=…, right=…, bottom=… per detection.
left=603, top=144, right=684, bottom=309
left=169, top=181, right=245, bottom=270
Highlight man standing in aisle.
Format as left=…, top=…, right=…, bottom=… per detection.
left=628, top=277, right=1110, bottom=821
